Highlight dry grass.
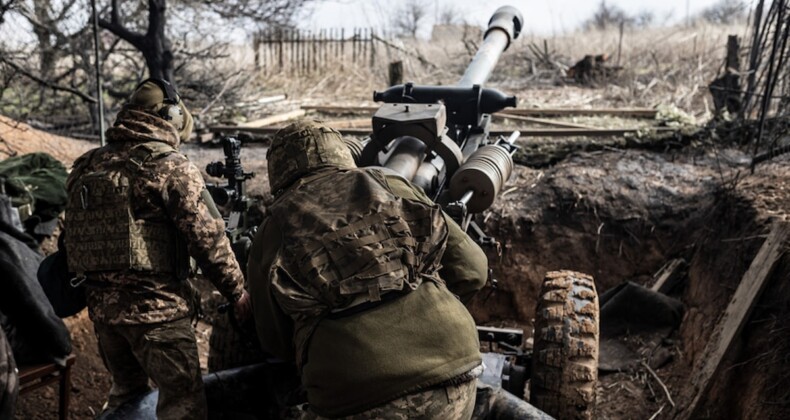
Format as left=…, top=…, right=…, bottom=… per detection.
left=243, top=22, right=749, bottom=121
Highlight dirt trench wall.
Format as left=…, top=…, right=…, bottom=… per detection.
left=468, top=150, right=722, bottom=329
left=679, top=188, right=790, bottom=419
left=471, top=148, right=790, bottom=419
left=696, top=255, right=790, bottom=420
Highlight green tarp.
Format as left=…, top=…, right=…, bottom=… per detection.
left=0, top=153, right=68, bottom=223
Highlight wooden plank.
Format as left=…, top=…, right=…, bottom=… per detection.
left=211, top=125, right=372, bottom=136
left=301, top=105, right=658, bottom=119
left=235, top=94, right=287, bottom=108
left=302, top=105, right=377, bottom=114
left=241, top=109, right=306, bottom=128
left=683, top=222, right=790, bottom=419
left=495, top=112, right=599, bottom=129
left=515, top=127, right=674, bottom=137
left=502, top=107, right=658, bottom=118
left=650, top=258, right=687, bottom=294
left=210, top=125, right=674, bottom=138
left=325, top=118, right=372, bottom=129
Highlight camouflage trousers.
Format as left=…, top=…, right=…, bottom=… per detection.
left=302, top=379, right=477, bottom=420
left=94, top=317, right=206, bottom=420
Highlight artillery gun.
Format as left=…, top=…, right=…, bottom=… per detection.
left=348, top=6, right=600, bottom=419
left=205, top=136, right=257, bottom=270
left=100, top=6, right=599, bottom=420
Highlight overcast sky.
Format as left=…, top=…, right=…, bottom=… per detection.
left=302, top=0, right=733, bottom=36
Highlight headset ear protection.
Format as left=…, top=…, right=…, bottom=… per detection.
left=135, top=78, right=185, bottom=131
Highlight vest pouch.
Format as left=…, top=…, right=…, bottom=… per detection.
left=271, top=169, right=449, bottom=317
left=65, top=154, right=187, bottom=276
left=65, top=169, right=132, bottom=273
left=128, top=219, right=181, bottom=273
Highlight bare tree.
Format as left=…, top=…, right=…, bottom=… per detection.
left=391, top=0, right=428, bottom=38
left=583, top=0, right=634, bottom=30
left=15, top=0, right=87, bottom=78
left=0, top=0, right=16, bottom=24
left=99, top=0, right=176, bottom=83
left=700, top=0, right=748, bottom=24
left=635, top=10, right=655, bottom=28
left=0, top=0, right=104, bottom=121
left=98, top=0, right=310, bottom=86
left=437, top=3, right=461, bottom=26
left=0, top=0, right=310, bottom=128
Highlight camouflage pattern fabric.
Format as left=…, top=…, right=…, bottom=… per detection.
left=65, top=140, right=188, bottom=275
left=94, top=318, right=206, bottom=420
left=249, top=119, right=487, bottom=417
left=300, top=380, right=477, bottom=420
left=267, top=167, right=449, bottom=368
left=267, top=119, right=356, bottom=194
left=66, top=107, right=244, bottom=324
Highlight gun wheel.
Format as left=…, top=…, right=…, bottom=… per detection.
left=530, top=270, right=599, bottom=420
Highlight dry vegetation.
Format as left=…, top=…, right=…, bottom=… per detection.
left=231, top=22, right=745, bottom=126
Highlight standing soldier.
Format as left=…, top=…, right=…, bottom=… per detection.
left=248, top=120, right=488, bottom=419
left=64, top=79, right=251, bottom=419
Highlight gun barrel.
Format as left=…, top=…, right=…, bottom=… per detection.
left=458, top=6, right=524, bottom=87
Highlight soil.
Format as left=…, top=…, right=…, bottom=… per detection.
left=7, top=114, right=790, bottom=419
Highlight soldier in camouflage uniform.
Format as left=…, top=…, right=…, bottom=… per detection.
left=63, top=79, right=251, bottom=419
left=248, top=120, right=488, bottom=419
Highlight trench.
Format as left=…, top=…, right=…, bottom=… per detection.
left=468, top=148, right=790, bottom=418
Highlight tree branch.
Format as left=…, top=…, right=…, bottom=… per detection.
left=99, top=0, right=145, bottom=48
left=0, top=56, right=97, bottom=103
left=146, top=0, right=166, bottom=40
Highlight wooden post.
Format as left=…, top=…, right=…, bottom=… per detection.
left=682, top=222, right=789, bottom=419
left=711, top=35, right=742, bottom=114
left=321, top=29, right=327, bottom=66
left=312, top=31, right=317, bottom=72
left=294, top=29, right=299, bottom=72
left=617, top=20, right=624, bottom=66
left=337, top=28, right=342, bottom=61
left=353, top=28, right=358, bottom=62
left=253, top=32, right=260, bottom=69
left=277, top=28, right=283, bottom=71
left=341, top=28, right=345, bottom=68
left=388, top=61, right=403, bottom=86
left=268, top=29, right=273, bottom=73
left=364, top=28, right=369, bottom=60
left=302, top=29, right=307, bottom=74
left=742, top=0, right=766, bottom=117
left=330, top=28, right=335, bottom=60
left=370, top=27, right=376, bottom=67
left=291, top=29, right=296, bottom=72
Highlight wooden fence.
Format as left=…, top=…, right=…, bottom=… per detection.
left=252, top=27, right=378, bottom=73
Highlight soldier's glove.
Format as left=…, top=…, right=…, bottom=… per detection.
left=233, top=290, right=252, bottom=322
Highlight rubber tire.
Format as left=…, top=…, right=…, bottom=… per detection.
left=530, top=270, right=599, bottom=420
left=0, top=327, right=18, bottom=420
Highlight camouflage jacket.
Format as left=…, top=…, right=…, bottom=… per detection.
left=66, top=108, right=245, bottom=325
left=248, top=172, right=487, bottom=417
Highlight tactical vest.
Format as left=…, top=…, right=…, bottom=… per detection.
left=269, top=168, right=449, bottom=316
left=65, top=142, right=188, bottom=277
